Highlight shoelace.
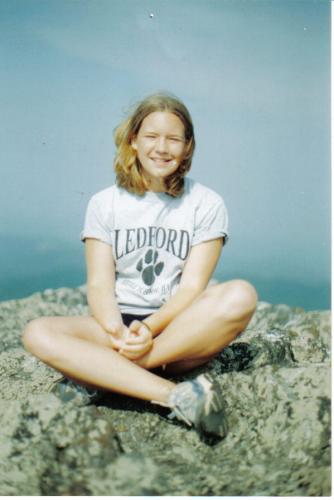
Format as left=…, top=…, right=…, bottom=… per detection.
left=151, top=398, right=193, bottom=427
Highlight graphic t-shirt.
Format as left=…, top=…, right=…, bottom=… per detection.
left=81, top=177, right=229, bottom=314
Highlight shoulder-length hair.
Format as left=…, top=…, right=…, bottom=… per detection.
left=113, top=92, right=195, bottom=197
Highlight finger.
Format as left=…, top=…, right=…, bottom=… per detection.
left=121, top=343, right=152, bottom=360
left=120, top=343, right=151, bottom=354
left=124, top=336, right=145, bottom=345
left=119, top=347, right=144, bottom=359
left=121, top=341, right=153, bottom=356
left=121, top=333, right=152, bottom=347
left=109, top=337, right=123, bottom=350
left=129, top=320, right=142, bottom=332
left=120, top=344, right=143, bottom=353
left=120, top=351, right=141, bottom=361
left=124, top=332, right=151, bottom=345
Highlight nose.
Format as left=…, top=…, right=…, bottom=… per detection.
left=155, top=137, right=168, bottom=154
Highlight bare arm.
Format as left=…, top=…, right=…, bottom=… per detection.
left=85, top=238, right=123, bottom=333
left=142, top=238, right=223, bottom=337
left=85, top=238, right=153, bottom=357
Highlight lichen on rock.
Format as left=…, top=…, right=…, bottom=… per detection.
left=0, top=287, right=330, bottom=495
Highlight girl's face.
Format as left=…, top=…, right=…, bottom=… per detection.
left=132, top=111, right=186, bottom=192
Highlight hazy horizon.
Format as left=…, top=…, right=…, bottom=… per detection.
left=1, top=233, right=329, bottom=311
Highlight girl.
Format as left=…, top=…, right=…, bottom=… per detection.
left=23, top=93, right=257, bottom=437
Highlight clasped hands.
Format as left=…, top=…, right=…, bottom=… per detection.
left=107, top=320, right=153, bottom=360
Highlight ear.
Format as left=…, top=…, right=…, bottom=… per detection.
left=131, top=137, right=138, bottom=151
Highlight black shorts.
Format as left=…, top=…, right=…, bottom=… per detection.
left=121, top=313, right=150, bottom=327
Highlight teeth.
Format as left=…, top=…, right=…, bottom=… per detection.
left=153, top=159, right=170, bottom=164
left=150, top=158, right=177, bottom=167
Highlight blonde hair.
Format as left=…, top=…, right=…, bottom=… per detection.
left=113, top=92, right=195, bottom=197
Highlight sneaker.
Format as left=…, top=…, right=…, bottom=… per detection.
left=47, top=376, right=106, bottom=406
left=165, top=374, right=228, bottom=437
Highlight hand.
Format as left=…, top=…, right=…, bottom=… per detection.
left=105, top=321, right=128, bottom=351
left=119, top=320, right=153, bottom=360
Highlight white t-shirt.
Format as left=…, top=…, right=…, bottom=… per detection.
left=81, top=177, right=229, bottom=314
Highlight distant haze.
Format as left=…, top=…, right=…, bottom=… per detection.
left=0, top=0, right=330, bottom=310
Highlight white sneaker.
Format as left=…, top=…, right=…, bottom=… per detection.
left=165, top=374, right=228, bottom=437
left=48, top=377, right=105, bottom=406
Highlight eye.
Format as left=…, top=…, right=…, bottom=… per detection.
left=168, top=137, right=184, bottom=143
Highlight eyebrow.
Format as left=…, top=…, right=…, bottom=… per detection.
left=143, top=130, right=185, bottom=139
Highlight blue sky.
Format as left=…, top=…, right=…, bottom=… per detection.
left=0, top=0, right=330, bottom=308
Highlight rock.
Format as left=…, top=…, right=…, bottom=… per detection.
left=0, top=287, right=330, bottom=495
left=0, top=395, right=121, bottom=495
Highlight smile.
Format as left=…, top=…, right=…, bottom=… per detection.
left=150, top=158, right=175, bottom=165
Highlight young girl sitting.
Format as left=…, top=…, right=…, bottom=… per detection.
left=23, top=92, right=257, bottom=437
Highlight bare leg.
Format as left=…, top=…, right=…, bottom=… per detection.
left=137, top=280, right=257, bottom=371
left=23, top=318, right=175, bottom=403
left=22, top=279, right=257, bottom=402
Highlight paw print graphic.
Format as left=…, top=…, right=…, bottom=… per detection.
left=136, top=248, right=164, bottom=286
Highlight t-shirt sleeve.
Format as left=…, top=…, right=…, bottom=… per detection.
left=192, top=195, right=229, bottom=246
left=80, top=195, right=113, bottom=245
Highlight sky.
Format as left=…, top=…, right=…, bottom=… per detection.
left=0, top=0, right=331, bottom=309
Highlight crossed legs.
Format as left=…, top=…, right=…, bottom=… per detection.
left=22, top=280, right=257, bottom=403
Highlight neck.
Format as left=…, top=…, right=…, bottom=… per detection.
left=145, top=176, right=166, bottom=193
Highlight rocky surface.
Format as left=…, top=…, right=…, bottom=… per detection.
left=0, top=286, right=330, bottom=496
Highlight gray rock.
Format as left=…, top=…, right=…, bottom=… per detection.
left=0, top=287, right=330, bottom=495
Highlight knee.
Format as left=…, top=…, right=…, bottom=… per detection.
left=22, top=318, right=55, bottom=361
left=227, top=279, right=258, bottom=315
left=208, top=279, right=258, bottom=321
